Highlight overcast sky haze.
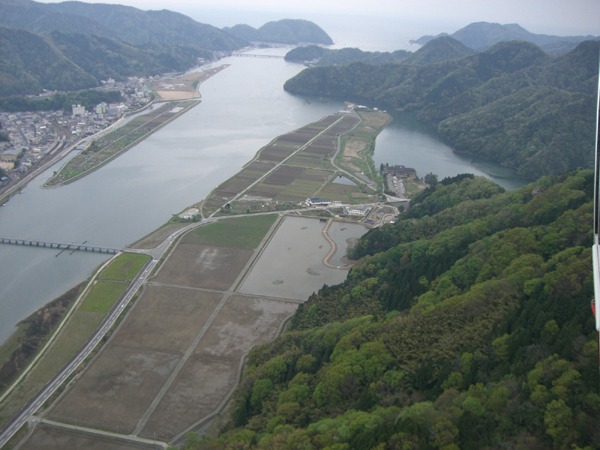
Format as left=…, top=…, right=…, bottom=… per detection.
left=38, top=0, right=599, bottom=38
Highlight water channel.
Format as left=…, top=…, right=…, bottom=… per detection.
left=0, top=48, right=527, bottom=345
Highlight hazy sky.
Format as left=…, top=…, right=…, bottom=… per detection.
left=39, top=0, right=599, bottom=36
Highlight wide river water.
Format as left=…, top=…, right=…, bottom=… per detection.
left=0, top=47, right=526, bottom=345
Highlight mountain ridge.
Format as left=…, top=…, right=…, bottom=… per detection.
left=283, top=40, right=599, bottom=180
left=0, top=0, right=248, bottom=51
left=412, top=21, right=599, bottom=55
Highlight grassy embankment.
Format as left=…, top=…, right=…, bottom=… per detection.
left=0, top=253, right=150, bottom=431
left=334, top=109, right=391, bottom=186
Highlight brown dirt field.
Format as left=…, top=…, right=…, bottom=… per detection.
left=312, top=136, right=335, bottom=147
left=140, top=296, right=298, bottom=440
left=311, top=116, right=339, bottom=127
left=140, top=355, right=238, bottom=440
left=49, top=345, right=181, bottom=434
left=297, top=172, right=332, bottom=183
left=194, top=296, right=297, bottom=359
left=277, top=132, right=315, bottom=144
left=344, top=140, right=368, bottom=158
left=111, top=286, right=222, bottom=354
left=359, top=110, right=391, bottom=128
left=154, top=244, right=253, bottom=291
left=259, top=146, right=295, bottom=162
left=130, top=223, right=189, bottom=249
left=20, top=424, right=157, bottom=450
left=247, top=185, right=282, bottom=198
left=155, top=91, right=198, bottom=100
left=263, top=165, right=305, bottom=186
left=273, top=194, right=307, bottom=202
left=245, top=161, right=275, bottom=173
left=214, top=173, right=259, bottom=197
left=303, top=145, right=333, bottom=155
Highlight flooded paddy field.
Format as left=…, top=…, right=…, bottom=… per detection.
left=327, top=221, right=368, bottom=267
left=238, top=216, right=367, bottom=301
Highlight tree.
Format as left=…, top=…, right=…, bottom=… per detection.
left=425, top=172, right=438, bottom=186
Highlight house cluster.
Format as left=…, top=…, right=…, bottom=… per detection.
left=382, top=164, right=416, bottom=178
left=0, top=77, right=152, bottom=183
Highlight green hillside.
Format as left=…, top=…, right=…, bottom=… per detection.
left=284, top=37, right=471, bottom=66
left=412, top=21, right=599, bottom=55
left=0, top=27, right=212, bottom=96
left=284, top=40, right=599, bottom=180
left=0, top=0, right=247, bottom=50
left=195, top=170, right=597, bottom=449
left=0, top=26, right=98, bottom=96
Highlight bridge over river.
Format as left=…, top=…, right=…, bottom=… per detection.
left=0, top=237, right=121, bottom=254
left=233, top=53, right=283, bottom=59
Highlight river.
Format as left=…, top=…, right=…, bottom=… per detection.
left=0, top=46, right=526, bottom=345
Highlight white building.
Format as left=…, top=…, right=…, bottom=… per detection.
left=344, top=205, right=371, bottom=216
left=72, top=104, right=86, bottom=117
left=305, top=197, right=332, bottom=206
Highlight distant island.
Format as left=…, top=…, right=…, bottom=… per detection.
left=411, top=21, right=600, bottom=55
left=223, top=19, right=333, bottom=45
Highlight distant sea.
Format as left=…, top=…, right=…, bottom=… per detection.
left=185, top=8, right=462, bottom=52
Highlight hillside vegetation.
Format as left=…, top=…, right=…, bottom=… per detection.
left=284, top=40, right=599, bottom=180
left=0, top=27, right=211, bottom=96
left=0, top=0, right=247, bottom=50
left=412, top=21, right=599, bottom=55
left=194, top=170, right=597, bottom=450
left=284, top=37, right=473, bottom=66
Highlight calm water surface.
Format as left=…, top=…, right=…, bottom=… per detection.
left=374, top=111, right=529, bottom=191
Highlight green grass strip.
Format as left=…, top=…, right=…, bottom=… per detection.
left=79, top=281, right=129, bottom=314
left=183, top=214, right=277, bottom=249
left=100, top=253, right=150, bottom=281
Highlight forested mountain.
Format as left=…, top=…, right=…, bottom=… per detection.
left=224, top=19, right=333, bottom=45
left=402, top=36, right=474, bottom=65
left=0, top=26, right=211, bottom=96
left=412, top=21, right=599, bottom=55
left=0, top=26, right=97, bottom=96
left=194, top=170, right=598, bottom=450
left=284, top=40, right=599, bottom=180
left=285, top=46, right=410, bottom=65
left=284, top=37, right=471, bottom=66
left=0, top=0, right=247, bottom=50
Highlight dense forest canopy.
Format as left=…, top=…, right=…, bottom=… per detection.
left=284, top=40, right=599, bottom=180
left=0, top=0, right=247, bottom=50
left=0, top=26, right=211, bottom=96
left=285, top=38, right=472, bottom=67
left=194, top=170, right=597, bottom=450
